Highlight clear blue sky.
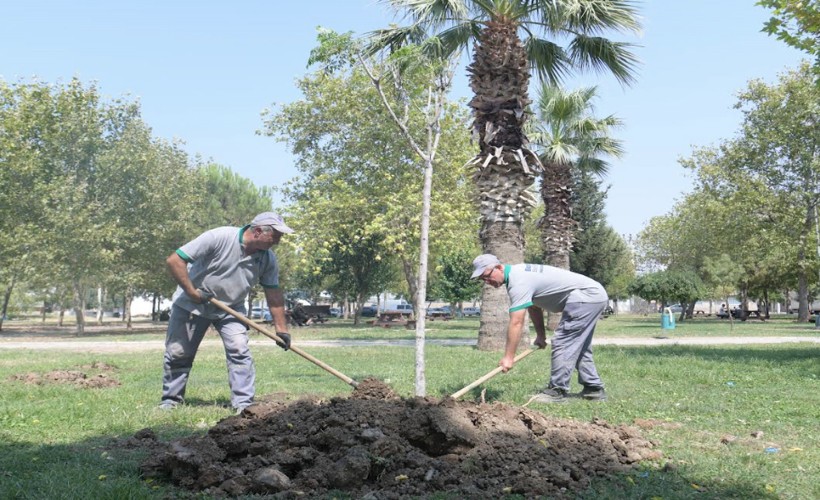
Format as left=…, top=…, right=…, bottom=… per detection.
left=3, top=1, right=806, bottom=237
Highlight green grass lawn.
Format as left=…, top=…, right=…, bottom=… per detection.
left=0, top=316, right=817, bottom=499
left=4, top=311, right=817, bottom=343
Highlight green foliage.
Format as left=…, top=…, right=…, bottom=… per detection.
left=429, top=250, right=481, bottom=307
left=651, top=63, right=820, bottom=318
left=758, top=0, right=820, bottom=69
left=0, top=78, right=273, bottom=324
left=628, top=269, right=708, bottom=308
left=530, top=84, right=625, bottom=175
left=262, top=30, right=475, bottom=300
left=529, top=84, right=625, bottom=267
left=570, top=170, right=634, bottom=292
left=522, top=200, right=546, bottom=264
left=377, top=0, right=642, bottom=86
left=319, top=231, right=397, bottom=320
left=703, top=254, right=744, bottom=304
left=196, top=163, right=274, bottom=228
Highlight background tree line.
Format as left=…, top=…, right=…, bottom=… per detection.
left=633, top=63, right=819, bottom=322
left=0, top=79, right=273, bottom=334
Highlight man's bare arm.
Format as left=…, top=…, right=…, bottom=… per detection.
left=264, top=287, right=289, bottom=334
left=500, top=309, right=527, bottom=372
left=166, top=252, right=202, bottom=302
left=527, top=306, right=548, bottom=348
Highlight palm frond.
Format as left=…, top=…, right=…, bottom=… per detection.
left=581, top=135, right=625, bottom=159
left=536, top=84, right=597, bottom=125
left=428, top=21, right=481, bottom=57
left=531, top=81, right=623, bottom=177
left=568, top=36, right=640, bottom=85
left=575, top=156, right=610, bottom=176
left=556, top=0, right=642, bottom=35
left=365, top=25, right=430, bottom=56
left=384, top=0, right=472, bottom=27
left=526, top=37, right=571, bottom=85
left=538, top=141, right=578, bottom=165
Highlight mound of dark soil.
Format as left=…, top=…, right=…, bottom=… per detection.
left=8, top=366, right=120, bottom=388
left=139, top=379, right=659, bottom=498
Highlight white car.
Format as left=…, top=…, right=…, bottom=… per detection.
left=463, top=307, right=481, bottom=317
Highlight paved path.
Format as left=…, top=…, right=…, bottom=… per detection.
left=0, top=336, right=817, bottom=353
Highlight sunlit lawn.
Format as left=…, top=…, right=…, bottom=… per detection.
left=0, top=314, right=818, bottom=499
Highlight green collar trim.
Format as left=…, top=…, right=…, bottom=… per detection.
left=238, top=225, right=249, bottom=244
left=503, top=264, right=511, bottom=285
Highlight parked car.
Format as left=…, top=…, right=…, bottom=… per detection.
left=463, top=307, right=480, bottom=317
left=382, top=303, right=413, bottom=315
left=360, top=306, right=378, bottom=317
left=329, top=307, right=342, bottom=318
left=427, top=307, right=452, bottom=318
left=250, top=307, right=265, bottom=319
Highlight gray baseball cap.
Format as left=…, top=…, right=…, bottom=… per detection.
left=471, top=254, right=501, bottom=278
left=251, top=212, right=294, bottom=234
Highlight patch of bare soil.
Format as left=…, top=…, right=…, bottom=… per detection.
left=137, top=379, right=660, bottom=498
left=7, top=362, right=120, bottom=388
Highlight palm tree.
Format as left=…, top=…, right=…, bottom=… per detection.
left=529, top=83, right=624, bottom=329
left=530, top=84, right=624, bottom=271
left=376, top=0, right=640, bottom=349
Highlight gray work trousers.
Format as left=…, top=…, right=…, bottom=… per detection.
left=549, top=301, right=606, bottom=391
left=161, top=304, right=255, bottom=409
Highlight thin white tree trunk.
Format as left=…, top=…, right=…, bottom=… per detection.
left=414, top=143, right=435, bottom=396
left=96, top=287, right=105, bottom=325
left=125, top=287, right=133, bottom=331
left=73, top=280, right=85, bottom=337
left=360, top=51, right=454, bottom=396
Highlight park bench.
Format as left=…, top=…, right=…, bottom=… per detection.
left=372, top=310, right=414, bottom=329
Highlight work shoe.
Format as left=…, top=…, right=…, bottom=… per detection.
left=580, top=386, right=607, bottom=401
left=529, top=387, right=567, bottom=404
left=158, top=400, right=179, bottom=410
left=234, top=403, right=254, bottom=415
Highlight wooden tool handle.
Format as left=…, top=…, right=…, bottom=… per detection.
left=209, top=298, right=358, bottom=387
left=451, top=348, right=537, bottom=399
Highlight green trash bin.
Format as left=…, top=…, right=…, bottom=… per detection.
left=661, top=308, right=676, bottom=330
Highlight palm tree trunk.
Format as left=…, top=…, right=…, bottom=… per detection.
left=540, top=160, right=576, bottom=330
left=470, top=19, right=539, bottom=351
left=541, top=161, right=576, bottom=269
left=477, top=220, right=530, bottom=350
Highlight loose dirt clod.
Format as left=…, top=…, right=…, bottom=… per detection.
left=139, top=379, right=660, bottom=498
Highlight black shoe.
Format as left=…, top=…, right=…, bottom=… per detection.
left=580, top=386, right=607, bottom=401
left=529, top=387, right=567, bottom=403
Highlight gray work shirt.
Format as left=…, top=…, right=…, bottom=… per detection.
left=171, top=225, right=280, bottom=318
left=505, top=264, right=607, bottom=313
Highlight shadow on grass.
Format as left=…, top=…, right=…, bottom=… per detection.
left=578, top=466, right=779, bottom=500
left=609, top=345, right=819, bottom=366
left=0, top=427, right=192, bottom=499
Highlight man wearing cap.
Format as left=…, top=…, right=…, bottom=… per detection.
left=471, top=254, right=608, bottom=403
left=159, top=212, right=294, bottom=413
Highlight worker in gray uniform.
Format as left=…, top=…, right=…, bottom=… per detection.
left=160, top=212, right=293, bottom=413
left=471, top=254, right=608, bottom=403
